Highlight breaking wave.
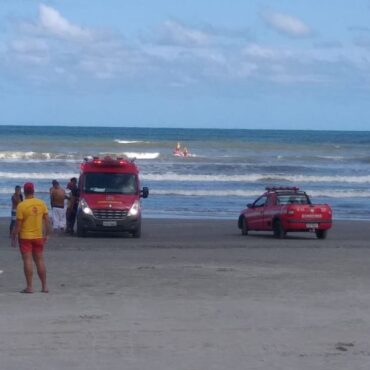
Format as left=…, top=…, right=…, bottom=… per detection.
left=114, top=139, right=145, bottom=144
left=150, top=189, right=370, bottom=198
left=0, top=151, right=78, bottom=161
left=0, top=186, right=369, bottom=199
left=123, top=152, right=159, bottom=159
left=1, top=170, right=369, bottom=184
left=0, top=150, right=160, bottom=161
left=0, top=172, right=77, bottom=180
left=142, top=173, right=370, bottom=184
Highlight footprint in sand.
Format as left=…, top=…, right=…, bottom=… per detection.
left=335, top=342, right=354, bottom=352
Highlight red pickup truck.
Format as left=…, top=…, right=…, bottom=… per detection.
left=238, top=187, right=332, bottom=239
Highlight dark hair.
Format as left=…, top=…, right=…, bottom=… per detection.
left=70, top=177, right=77, bottom=183
left=15, top=185, right=21, bottom=190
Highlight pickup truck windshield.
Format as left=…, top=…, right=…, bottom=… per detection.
left=83, top=173, right=137, bottom=194
left=277, top=194, right=311, bottom=205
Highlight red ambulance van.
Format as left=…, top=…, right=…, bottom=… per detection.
left=76, top=156, right=149, bottom=238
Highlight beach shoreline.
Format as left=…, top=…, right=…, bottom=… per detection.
left=1, top=218, right=370, bottom=369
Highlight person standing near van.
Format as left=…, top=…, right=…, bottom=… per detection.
left=9, top=185, right=23, bottom=236
left=11, top=182, right=50, bottom=293
left=50, top=180, right=66, bottom=233
left=66, top=177, right=79, bottom=234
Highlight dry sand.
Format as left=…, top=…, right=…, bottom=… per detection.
left=1, top=218, right=370, bottom=370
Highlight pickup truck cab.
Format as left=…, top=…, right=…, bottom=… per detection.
left=238, top=187, right=332, bottom=239
left=76, top=156, right=149, bottom=238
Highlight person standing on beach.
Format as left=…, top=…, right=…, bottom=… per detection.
left=49, top=179, right=66, bottom=233
left=11, top=182, right=50, bottom=293
left=65, top=177, right=79, bottom=234
left=9, top=185, right=23, bottom=236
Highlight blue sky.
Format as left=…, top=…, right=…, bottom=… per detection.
left=0, top=0, right=370, bottom=130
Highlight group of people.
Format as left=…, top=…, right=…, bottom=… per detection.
left=10, top=178, right=79, bottom=237
left=173, top=142, right=190, bottom=157
left=49, top=178, right=79, bottom=235
left=9, top=178, right=79, bottom=294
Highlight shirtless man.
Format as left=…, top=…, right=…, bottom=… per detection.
left=49, top=180, right=66, bottom=233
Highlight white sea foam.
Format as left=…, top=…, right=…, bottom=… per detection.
left=316, top=155, right=345, bottom=161
left=143, top=189, right=370, bottom=198
left=123, top=152, right=160, bottom=159
left=114, top=139, right=145, bottom=144
left=0, top=185, right=368, bottom=198
left=307, top=190, right=370, bottom=198
left=0, top=151, right=78, bottom=161
left=142, top=173, right=370, bottom=184
left=0, top=172, right=77, bottom=180
left=0, top=151, right=39, bottom=160
left=1, top=169, right=369, bottom=184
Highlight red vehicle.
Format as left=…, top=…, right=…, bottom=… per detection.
left=76, top=156, right=149, bottom=238
left=238, top=187, right=332, bottom=239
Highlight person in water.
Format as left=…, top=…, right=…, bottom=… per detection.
left=174, top=142, right=191, bottom=156
left=173, top=142, right=182, bottom=154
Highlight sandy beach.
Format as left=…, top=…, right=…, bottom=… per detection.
left=1, top=217, right=370, bottom=370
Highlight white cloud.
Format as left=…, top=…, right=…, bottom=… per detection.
left=156, top=20, right=211, bottom=47
left=262, top=11, right=311, bottom=37
left=2, top=4, right=370, bottom=92
left=11, top=38, right=48, bottom=53
left=38, top=4, right=92, bottom=41
left=147, top=20, right=251, bottom=48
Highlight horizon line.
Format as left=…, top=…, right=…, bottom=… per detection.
left=0, top=123, right=369, bottom=133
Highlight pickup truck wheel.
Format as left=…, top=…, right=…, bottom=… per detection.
left=273, top=219, right=285, bottom=239
left=316, top=230, right=327, bottom=239
left=241, top=218, right=249, bottom=236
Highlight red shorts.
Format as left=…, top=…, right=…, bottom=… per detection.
left=19, top=239, right=44, bottom=254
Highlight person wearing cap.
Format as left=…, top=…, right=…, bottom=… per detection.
left=11, top=182, right=50, bottom=293
left=49, top=179, right=66, bottom=233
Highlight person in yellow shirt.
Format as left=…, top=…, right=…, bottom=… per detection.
left=11, top=182, right=50, bottom=293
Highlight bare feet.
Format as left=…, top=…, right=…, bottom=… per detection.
left=20, top=288, right=33, bottom=294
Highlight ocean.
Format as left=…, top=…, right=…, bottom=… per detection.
left=0, top=125, right=369, bottom=221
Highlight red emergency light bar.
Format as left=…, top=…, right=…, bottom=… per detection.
left=83, top=156, right=130, bottom=167
left=265, top=186, right=300, bottom=192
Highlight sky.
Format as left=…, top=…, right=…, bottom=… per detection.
left=0, top=0, right=370, bottom=130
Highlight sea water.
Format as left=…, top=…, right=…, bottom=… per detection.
left=0, top=125, right=369, bottom=220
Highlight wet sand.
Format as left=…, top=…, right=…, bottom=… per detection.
left=1, top=218, right=370, bottom=370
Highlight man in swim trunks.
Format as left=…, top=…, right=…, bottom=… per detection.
left=11, top=182, right=50, bottom=293
left=9, top=185, right=23, bottom=236
left=50, top=179, right=66, bottom=233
